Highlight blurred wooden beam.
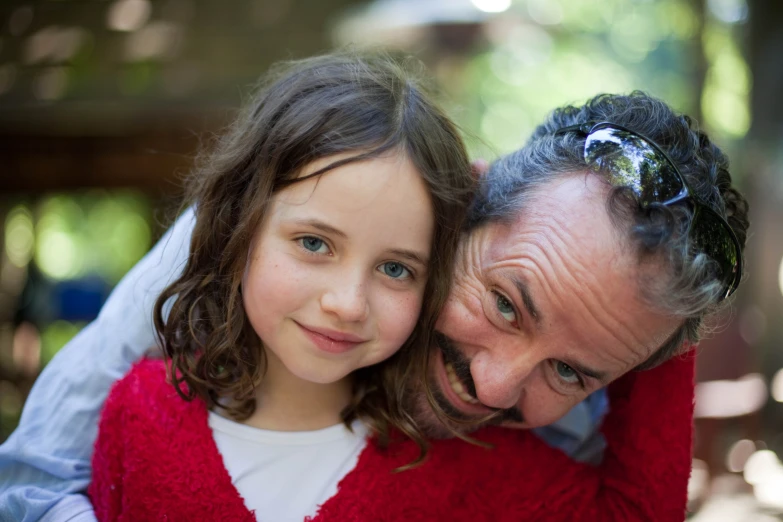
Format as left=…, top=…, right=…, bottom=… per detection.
left=687, top=0, right=708, bottom=121
left=0, top=130, right=203, bottom=195
left=747, top=0, right=783, bottom=139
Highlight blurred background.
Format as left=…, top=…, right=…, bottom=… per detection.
left=0, top=0, right=781, bottom=519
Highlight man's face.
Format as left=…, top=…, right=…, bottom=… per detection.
left=412, top=173, right=681, bottom=437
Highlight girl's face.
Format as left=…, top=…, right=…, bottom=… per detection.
left=243, top=152, right=435, bottom=385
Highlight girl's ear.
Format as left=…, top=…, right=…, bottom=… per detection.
left=470, top=159, right=489, bottom=181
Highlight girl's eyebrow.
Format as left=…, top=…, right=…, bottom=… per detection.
left=387, top=249, right=429, bottom=268
left=291, top=218, right=347, bottom=238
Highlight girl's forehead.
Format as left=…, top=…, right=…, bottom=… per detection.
left=294, top=149, right=406, bottom=179
left=269, top=153, right=434, bottom=245
left=278, top=153, right=422, bottom=208
left=296, top=151, right=367, bottom=178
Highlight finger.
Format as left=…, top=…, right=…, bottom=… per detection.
left=471, top=159, right=489, bottom=180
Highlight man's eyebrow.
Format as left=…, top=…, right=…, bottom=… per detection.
left=512, top=277, right=542, bottom=326
left=291, top=219, right=347, bottom=238
left=563, top=358, right=609, bottom=384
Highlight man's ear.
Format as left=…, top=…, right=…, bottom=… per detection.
left=470, top=159, right=489, bottom=181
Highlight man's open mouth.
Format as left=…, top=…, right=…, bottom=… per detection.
left=444, top=361, right=479, bottom=405
left=431, top=336, right=526, bottom=427
left=435, top=332, right=480, bottom=406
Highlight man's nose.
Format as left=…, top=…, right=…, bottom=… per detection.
left=320, top=273, right=370, bottom=323
left=470, top=352, right=538, bottom=410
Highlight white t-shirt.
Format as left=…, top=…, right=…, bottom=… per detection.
left=208, top=412, right=370, bottom=522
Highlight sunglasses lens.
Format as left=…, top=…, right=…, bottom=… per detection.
left=568, top=123, right=741, bottom=300
left=583, top=126, right=683, bottom=205
left=691, top=208, right=740, bottom=297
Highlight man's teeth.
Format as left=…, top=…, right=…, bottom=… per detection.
left=445, top=363, right=479, bottom=405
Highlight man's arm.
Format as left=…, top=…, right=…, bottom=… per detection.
left=517, top=350, right=696, bottom=521
left=580, top=350, right=695, bottom=520
left=0, top=208, right=195, bottom=522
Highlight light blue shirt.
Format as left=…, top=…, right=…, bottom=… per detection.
left=0, top=207, right=607, bottom=522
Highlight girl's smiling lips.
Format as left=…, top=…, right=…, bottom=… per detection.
left=295, top=322, right=369, bottom=354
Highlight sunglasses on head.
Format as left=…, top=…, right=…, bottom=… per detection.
left=554, top=121, right=741, bottom=300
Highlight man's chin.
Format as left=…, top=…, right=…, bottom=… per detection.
left=412, top=400, right=477, bottom=440
left=499, top=420, right=529, bottom=430
left=405, top=380, right=492, bottom=439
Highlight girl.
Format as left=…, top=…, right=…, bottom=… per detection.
left=88, top=51, right=474, bottom=521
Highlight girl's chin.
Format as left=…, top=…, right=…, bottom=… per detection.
left=289, top=366, right=353, bottom=386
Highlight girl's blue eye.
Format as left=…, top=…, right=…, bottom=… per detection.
left=554, top=361, right=580, bottom=385
left=300, top=237, right=329, bottom=254
left=380, top=262, right=411, bottom=280
left=495, top=293, right=516, bottom=323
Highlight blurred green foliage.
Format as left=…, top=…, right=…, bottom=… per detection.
left=442, top=0, right=748, bottom=159
left=29, top=191, right=152, bottom=284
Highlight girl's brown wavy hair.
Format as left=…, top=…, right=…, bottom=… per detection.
left=153, top=50, right=474, bottom=461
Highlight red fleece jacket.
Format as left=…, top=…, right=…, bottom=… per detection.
left=89, top=352, right=695, bottom=522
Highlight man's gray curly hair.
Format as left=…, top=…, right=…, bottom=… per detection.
left=467, top=92, right=750, bottom=370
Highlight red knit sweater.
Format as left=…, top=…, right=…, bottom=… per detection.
left=89, top=352, right=695, bottom=522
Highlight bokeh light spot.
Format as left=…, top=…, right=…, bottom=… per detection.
left=744, top=449, right=780, bottom=486
left=694, top=374, right=767, bottom=418
left=107, top=0, right=151, bottom=32
left=726, top=439, right=756, bottom=473
left=35, top=197, right=85, bottom=280
left=707, top=0, right=748, bottom=24
left=771, top=368, right=783, bottom=403
left=124, top=21, right=182, bottom=61
left=33, top=66, right=70, bottom=101
left=702, top=85, right=750, bottom=138
left=470, top=0, right=511, bottom=14
left=4, top=205, right=34, bottom=268
left=12, top=322, right=41, bottom=376
left=778, top=256, right=783, bottom=298
left=528, top=0, right=563, bottom=25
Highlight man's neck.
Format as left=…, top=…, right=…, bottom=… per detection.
left=240, top=349, right=353, bottom=432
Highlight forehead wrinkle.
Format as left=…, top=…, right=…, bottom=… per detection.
left=459, top=235, right=485, bottom=282
left=450, top=239, right=487, bottom=311
left=533, top=242, right=648, bottom=368
left=546, top=233, right=655, bottom=368
left=498, top=207, right=654, bottom=372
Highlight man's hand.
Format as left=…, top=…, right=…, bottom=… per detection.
left=471, top=159, right=489, bottom=180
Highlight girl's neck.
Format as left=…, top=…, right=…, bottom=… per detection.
left=241, top=349, right=354, bottom=432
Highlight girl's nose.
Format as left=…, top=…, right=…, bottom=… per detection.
left=320, top=278, right=370, bottom=323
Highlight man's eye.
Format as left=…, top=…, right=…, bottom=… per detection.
left=495, top=293, right=516, bottom=323
left=553, top=361, right=580, bottom=385
left=299, top=236, right=330, bottom=254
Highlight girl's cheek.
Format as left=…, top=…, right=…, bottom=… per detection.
left=383, top=292, right=424, bottom=341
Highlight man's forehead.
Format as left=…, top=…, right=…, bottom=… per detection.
left=487, top=175, right=620, bottom=260
left=521, top=174, right=611, bottom=221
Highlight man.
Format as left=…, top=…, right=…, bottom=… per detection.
left=0, top=92, right=748, bottom=521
